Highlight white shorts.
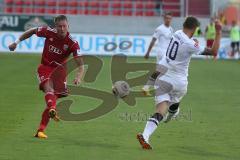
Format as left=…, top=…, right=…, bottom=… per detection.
left=154, top=74, right=188, bottom=105
left=156, top=49, right=166, bottom=64
left=156, top=54, right=163, bottom=63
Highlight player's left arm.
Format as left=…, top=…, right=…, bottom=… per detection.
left=73, top=52, right=84, bottom=85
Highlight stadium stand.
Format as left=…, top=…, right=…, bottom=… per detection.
left=188, top=0, right=210, bottom=17
left=3, top=0, right=176, bottom=17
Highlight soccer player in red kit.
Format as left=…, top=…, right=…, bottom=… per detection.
left=8, top=15, right=84, bottom=139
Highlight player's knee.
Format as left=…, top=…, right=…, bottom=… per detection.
left=43, top=85, right=54, bottom=93
left=43, top=81, right=54, bottom=93
left=169, top=103, right=180, bottom=113
left=149, top=71, right=160, bottom=80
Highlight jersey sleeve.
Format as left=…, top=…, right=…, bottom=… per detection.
left=70, top=41, right=82, bottom=57
left=188, top=40, right=205, bottom=55
left=152, top=28, right=163, bottom=39
left=36, top=26, right=48, bottom=38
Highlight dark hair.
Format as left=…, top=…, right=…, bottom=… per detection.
left=54, top=15, right=68, bottom=24
left=163, top=11, right=172, bottom=17
left=183, top=16, right=200, bottom=29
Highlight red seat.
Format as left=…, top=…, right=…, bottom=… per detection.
left=136, top=3, right=143, bottom=9
left=162, top=0, right=180, bottom=3
left=79, top=1, right=88, bottom=7
left=79, top=9, right=88, bottom=15
left=24, top=7, right=32, bottom=13
left=112, top=9, right=121, bottom=16
left=59, top=1, right=67, bottom=7
left=5, top=7, right=13, bottom=13
left=145, top=11, right=155, bottom=16
left=100, top=1, right=109, bottom=8
left=135, top=10, right=143, bottom=16
left=68, top=0, right=78, bottom=7
left=123, top=10, right=132, bottom=16
left=15, top=6, right=23, bottom=13
left=68, top=9, right=78, bottom=15
left=162, top=5, right=180, bottom=10
left=24, top=0, right=32, bottom=5
left=58, top=9, right=67, bottom=14
left=172, top=12, right=180, bottom=17
left=89, top=9, right=99, bottom=15
left=46, top=8, right=56, bottom=14
left=5, top=0, right=13, bottom=5
left=145, top=2, right=155, bottom=9
left=111, top=2, right=121, bottom=8
left=34, top=0, right=45, bottom=6
left=100, top=9, right=109, bottom=15
left=123, top=2, right=132, bottom=9
left=47, top=1, right=56, bottom=7
left=14, top=0, right=23, bottom=5
left=34, top=7, right=45, bottom=14
left=89, top=1, right=99, bottom=8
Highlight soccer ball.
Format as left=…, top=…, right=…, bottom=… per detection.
left=112, top=81, right=130, bottom=98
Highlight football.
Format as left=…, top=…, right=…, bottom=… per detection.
left=112, top=81, right=130, bottom=98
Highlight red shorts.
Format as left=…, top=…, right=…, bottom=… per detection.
left=37, top=64, right=68, bottom=97
left=206, top=39, right=214, bottom=48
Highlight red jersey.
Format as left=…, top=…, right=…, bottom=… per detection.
left=36, top=26, right=80, bottom=67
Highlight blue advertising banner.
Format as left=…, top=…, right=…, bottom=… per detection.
left=0, top=31, right=235, bottom=59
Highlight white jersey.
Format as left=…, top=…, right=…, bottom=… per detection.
left=152, top=24, right=173, bottom=61
left=159, top=30, right=205, bottom=81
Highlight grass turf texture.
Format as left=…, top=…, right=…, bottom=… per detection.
left=0, top=53, right=239, bottom=160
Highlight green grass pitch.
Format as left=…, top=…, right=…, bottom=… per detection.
left=0, top=53, right=239, bottom=160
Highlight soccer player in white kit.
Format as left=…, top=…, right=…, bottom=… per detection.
left=137, top=16, right=222, bottom=149
left=142, top=12, right=174, bottom=96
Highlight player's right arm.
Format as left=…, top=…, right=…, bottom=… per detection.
left=200, top=20, right=222, bottom=56
left=8, top=28, right=38, bottom=51
left=144, top=37, right=157, bottom=59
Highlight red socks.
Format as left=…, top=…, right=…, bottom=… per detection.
left=37, top=108, right=50, bottom=132
left=37, top=92, right=57, bottom=132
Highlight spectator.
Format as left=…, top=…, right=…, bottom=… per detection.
left=219, top=12, right=227, bottom=26
left=205, top=18, right=216, bottom=48
left=230, top=20, right=240, bottom=57
left=194, top=26, right=202, bottom=37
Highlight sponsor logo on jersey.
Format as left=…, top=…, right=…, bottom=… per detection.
left=49, top=45, right=63, bottom=55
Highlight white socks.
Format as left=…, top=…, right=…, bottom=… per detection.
left=142, top=120, right=158, bottom=143
left=142, top=113, right=163, bottom=143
